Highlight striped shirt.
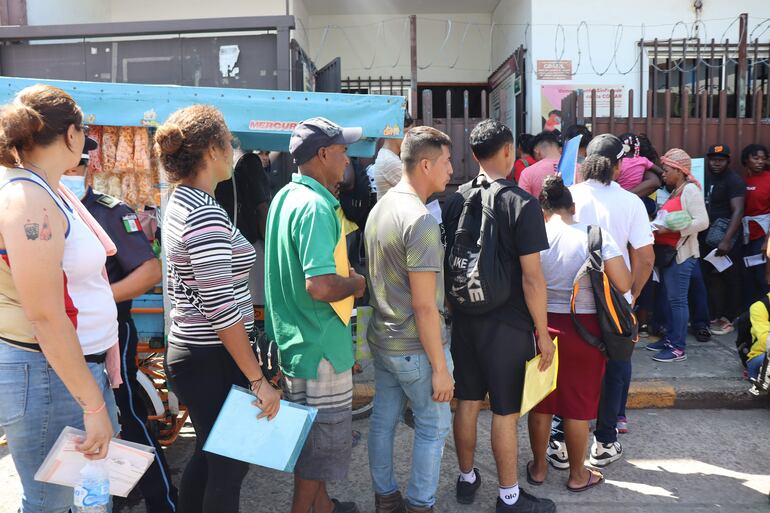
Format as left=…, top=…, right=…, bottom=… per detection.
left=164, top=185, right=256, bottom=346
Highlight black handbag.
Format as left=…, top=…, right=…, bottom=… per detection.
left=653, top=244, right=677, bottom=268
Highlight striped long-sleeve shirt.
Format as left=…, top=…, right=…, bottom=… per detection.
left=164, top=185, right=256, bottom=346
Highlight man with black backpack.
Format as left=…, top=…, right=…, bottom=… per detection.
left=443, top=119, right=556, bottom=513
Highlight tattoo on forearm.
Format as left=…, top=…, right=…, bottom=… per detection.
left=23, top=209, right=52, bottom=241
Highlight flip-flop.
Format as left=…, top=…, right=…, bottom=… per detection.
left=566, top=469, right=604, bottom=493
left=526, top=461, right=545, bottom=486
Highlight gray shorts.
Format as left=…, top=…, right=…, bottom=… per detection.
left=283, top=359, right=353, bottom=481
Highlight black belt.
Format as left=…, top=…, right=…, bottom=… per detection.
left=1, top=337, right=106, bottom=363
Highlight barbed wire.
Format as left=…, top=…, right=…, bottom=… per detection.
left=308, top=15, right=770, bottom=74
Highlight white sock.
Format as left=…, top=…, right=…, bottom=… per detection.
left=499, top=484, right=520, bottom=505
left=459, top=468, right=477, bottom=484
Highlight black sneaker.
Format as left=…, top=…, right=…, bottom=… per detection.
left=695, top=326, right=711, bottom=342
left=331, top=498, right=360, bottom=513
left=456, top=468, right=481, bottom=505
left=495, top=489, right=556, bottom=512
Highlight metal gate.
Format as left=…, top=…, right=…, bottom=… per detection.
left=315, top=58, right=341, bottom=93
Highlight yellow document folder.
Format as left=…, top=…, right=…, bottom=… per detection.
left=330, top=234, right=354, bottom=326
left=520, top=337, right=559, bottom=416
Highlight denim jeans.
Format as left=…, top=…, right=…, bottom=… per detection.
left=660, top=256, right=697, bottom=350
left=0, top=342, right=119, bottom=513
left=688, top=262, right=711, bottom=330
left=368, top=347, right=453, bottom=508
left=594, top=359, right=632, bottom=444
left=748, top=353, right=766, bottom=380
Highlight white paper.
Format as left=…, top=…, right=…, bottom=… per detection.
left=219, top=45, right=240, bottom=78
left=704, top=248, right=733, bottom=273
left=426, top=199, right=443, bottom=224
left=744, top=253, right=767, bottom=268
left=652, top=268, right=660, bottom=283
left=34, top=427, right=155, bottom=497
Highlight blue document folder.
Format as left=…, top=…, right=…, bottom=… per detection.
left=203, top=386, right=317, bottom=472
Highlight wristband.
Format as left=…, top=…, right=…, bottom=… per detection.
left=83, top=402, right=106, bottom=415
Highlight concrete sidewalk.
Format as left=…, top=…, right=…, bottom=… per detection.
left=626, top=332, right=767, bottom=409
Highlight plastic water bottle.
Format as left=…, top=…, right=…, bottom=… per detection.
left=73, top=460, right=110, bottom=513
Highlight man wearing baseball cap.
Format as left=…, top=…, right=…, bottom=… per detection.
left=703, top=143, right=745, bottom=335
left=264, top=117, right=366, bottom=513
left=555, top=134, right=654, bottom=469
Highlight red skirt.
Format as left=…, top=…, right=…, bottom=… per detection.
left=533, top=312, right=606, bottom=420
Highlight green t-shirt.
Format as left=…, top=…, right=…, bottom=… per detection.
left=264, top=173, right=354, bottom=379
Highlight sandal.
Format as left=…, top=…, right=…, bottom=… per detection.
left=566, top=469, right=604, bottom=493
left=526, top=460, right=545, bottom=486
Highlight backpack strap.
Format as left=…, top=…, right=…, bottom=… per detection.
left=570, top=225, right=607, bottom=354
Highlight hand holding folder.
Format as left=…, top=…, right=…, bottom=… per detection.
left=520, top=337, right=559, bottom=416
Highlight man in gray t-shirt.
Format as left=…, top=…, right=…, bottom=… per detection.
left=364, top=126, right=454, bottom=512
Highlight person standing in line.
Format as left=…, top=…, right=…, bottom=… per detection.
left=702, top=144, right=745, bottom=335
left=264, top=117, right=367, bottom=513
left=547, top=134, right=653, bottom=469
left=61, top=140, right=177, bottom=513
left=372, top=112, right=415, bottom=200
left=739, top=144, right=770, bottom=308
left=644, top=149, right=709, bottom=362
left=444, top=119, right=556, bottom=513
left=158, top=105, right=281, bottom=513
left=527, top=175, right=631, bottom=493
left=364, top=126, right=455, bottom=513
left=518, top=131, right=562, bottom=200
left=510, top=133, right=535, bottom=183
left=0, top=84, right=120, bottom=513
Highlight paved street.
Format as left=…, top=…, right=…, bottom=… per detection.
left=2, top=408, right=770, bottom=513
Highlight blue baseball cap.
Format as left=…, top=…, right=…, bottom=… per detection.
left=289, top=117, right=362, bottom=165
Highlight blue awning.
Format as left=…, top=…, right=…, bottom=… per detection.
left=0, top=76, right=407, bottom=157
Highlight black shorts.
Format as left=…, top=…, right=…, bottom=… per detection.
left=450, top=315, right=536, bottom=415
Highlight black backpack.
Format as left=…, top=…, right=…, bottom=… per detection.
left=445, top=176, right=513, bottom=315
left=571, top=225, right=639, bottom=361
left=733, top=295, right=770, bottom=368
left=339, top=158, right=376, bottom=229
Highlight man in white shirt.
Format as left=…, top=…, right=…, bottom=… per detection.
left=372, top=112, right=414, bottom=200
left=550, top=134, right=654, bottom=470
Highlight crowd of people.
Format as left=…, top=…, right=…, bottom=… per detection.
left=1, top=81, right=769, bottom=513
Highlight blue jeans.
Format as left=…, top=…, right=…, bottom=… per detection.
left=748, top=353, right=766, bottom=380
left=0, top=343, right=119, bottom=513
left=594, top=359, right=632, bottom=444
left=368, top=348, right=453, bottom=508
left=653, top=261, right=710, bottom=333
left=660, top=256, right=697, bottom=350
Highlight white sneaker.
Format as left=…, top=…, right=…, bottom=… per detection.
left=589, top=438, right=623, bottom=467
left=545, top=440, right=570, bottom=470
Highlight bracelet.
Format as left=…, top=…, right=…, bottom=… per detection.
left=83, top=402, right=106, bottom=415
left=249, top=378, right=264, bottom=396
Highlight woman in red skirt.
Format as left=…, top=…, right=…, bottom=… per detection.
left=526, top=175, right=632, bottom=492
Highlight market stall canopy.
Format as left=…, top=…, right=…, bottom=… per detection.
left=0, top=76, right=407, bottom=157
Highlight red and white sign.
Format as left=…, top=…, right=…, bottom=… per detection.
left=537, top=60, right=572, bottom=80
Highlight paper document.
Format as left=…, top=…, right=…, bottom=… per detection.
left=426, top=199, right=443, bottom=224
left=744, top=253, right=767, bottom=268
left=34, top=427, right=155, bottom=497
left=203, top=386, right=317, bottom=473
left=704, top=248, right=733, bottom=273
left=520, top=337, right=559, bottom=416
left=330, top=232, right=354, bottom=325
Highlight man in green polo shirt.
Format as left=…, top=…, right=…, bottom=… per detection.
left=265, top=117, right=367, bottom=513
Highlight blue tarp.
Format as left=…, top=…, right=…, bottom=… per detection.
left=0, top=76, right=406, bottom=157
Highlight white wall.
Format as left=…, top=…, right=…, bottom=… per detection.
left=306, top=13, right=493, bottom=83
left=27, top=0, right=110, bottom=25
left=107, top=0, right=287, bottom=22
left=519, top=0, right=770, bottom=131
left=490, top=0, right=531, bottom=72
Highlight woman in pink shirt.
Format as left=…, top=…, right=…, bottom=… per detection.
left=616, top=133, right=663, bottom=196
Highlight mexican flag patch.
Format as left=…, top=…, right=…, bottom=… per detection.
left=122, top=214, right=142, bottom=233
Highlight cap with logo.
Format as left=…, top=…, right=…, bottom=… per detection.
left=706, top=144, right=730, bottom=158
left=586, top=133, right=625, bottom=162
left=289, top=117, right=363, bottom=166
left=80, top=137, right=98, bottom=165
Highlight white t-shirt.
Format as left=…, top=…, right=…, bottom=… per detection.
left=540, top=219, right=622, bottom=314
left=372, top=148, right=403, bottom=200
left=570, top=179, right=654, bottom=268
left=570, top=179, right=654, bottom=302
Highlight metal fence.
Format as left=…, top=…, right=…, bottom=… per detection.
left=562, top=85, right=769, bottom=159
